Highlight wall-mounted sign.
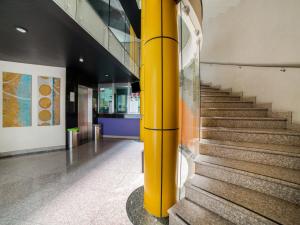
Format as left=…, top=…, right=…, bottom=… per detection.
left=70, top=92, right=75, bottom=102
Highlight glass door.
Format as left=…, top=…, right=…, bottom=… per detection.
left=115, top=87, right=128, bottom=113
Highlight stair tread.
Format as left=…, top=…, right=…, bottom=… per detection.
left=200, top=138, right=300, bottom=155
left=200, top=84, right=212, bottom=87
left=195, top=154, right=300, bottom=185
left=201, top=90, right=231, bottom=93
left=201, top=116, right=286, bottom=121
left=201, top=95, right=240, bottom=97
left=201, top=86, right=220, bottom=89
left=203, top=108, right=268, bottom=111
left=201, top=127, right=300, bottom=136
left=187, top=174, right=300, bottom=225
left=202, top=101, right=253, bottom=103
left=169, top=199, right=233, bottom=225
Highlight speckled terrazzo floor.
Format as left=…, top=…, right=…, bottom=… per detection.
left=0, top=139, right=144, bottom=225
left=126, top=186, right=169, bottom=225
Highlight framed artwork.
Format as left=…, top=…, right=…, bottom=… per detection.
left=3, top=72, right=32, bottom=127
left=38, top=76, right=60, bottom=126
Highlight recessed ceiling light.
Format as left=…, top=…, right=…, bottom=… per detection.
left=16, top=27, right=28, bottom=34
left=79, top=57, right=84, bottom=63
left=105, top=74, right=109, bottom=77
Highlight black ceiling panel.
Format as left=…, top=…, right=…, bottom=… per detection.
left=0, top=0, right=138, bottom=84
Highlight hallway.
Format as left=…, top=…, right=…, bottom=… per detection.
left=0, top=139, right=144, bottom=225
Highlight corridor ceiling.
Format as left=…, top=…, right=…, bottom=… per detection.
left=0, top=0, right=138, bottom=83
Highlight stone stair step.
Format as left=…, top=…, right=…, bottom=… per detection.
left=200, top=90, right=231, bottom=95
left=201, top=117, right=287, bottom=129
left=201, top=108, right=268, bottom=117
left=201, top=101, right=254, bottom=108
left=201, top=86, right=220, bottom=91
left=201, top=96, right=241, bottom=101
left=201, top=127, right=300, bottom=146
left=200, top=84, right=212, bottom=88
left=185, top=174, right=300, bottom=225
left=201, top=93, right=236, bottom=97
left=199, top=139, right=300, bottom=169
left=200, top=81, right=212, bottom=86
left=195, top=154, right=300, bottom=185
left=169, top=199, right=233, bottom=225
left=195, top=154, right=300, bottom=204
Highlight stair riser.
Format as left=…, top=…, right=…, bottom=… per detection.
left=195, top=162, right=300, bottom=205
left=199, top=143, right=300, bottom=169
left=201, top=102, right=253, bottom=108
left=201, top=87, right=220, bottom=91
left=201, top=91, right=231, bottom=96
left=200, top=85, right=211, bottom=88
left=201, top=96, right=241, bottom=101
left=201, top=130, right=300, bottom=146
left=201, top=110, right=268, bottom=117
left=185, top=186, right=276, bottom=225
left=201, top=118, right=287, bottom=129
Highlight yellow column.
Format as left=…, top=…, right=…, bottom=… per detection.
left=143, top=0, right=179, bottom=218
left=139, top=0, right=146, bottom=141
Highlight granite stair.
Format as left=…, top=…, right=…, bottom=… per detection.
left=201, top=108, right=268, bottom=117
left=199, top=139, right=300, bottom=169
left=200, top=90, right=231, bottom=95
left=169, top=199, right=233, bottom=225
left=201, top=117, right=287, bottom=129
left=195, top=155, right=300, bottom=204
left=185, top=175, right=300, bottom=225
left=201, top=127, right=300, bottom=146
left=201, top=86, right=221, bottom=91
left=201, top=95, right=241, bottom=101
left=169, top=82, right=300, bottom=225
left=201, top=101, right=254, bottom=108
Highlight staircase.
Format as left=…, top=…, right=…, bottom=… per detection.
left=169, top=83, right=300, bottom=225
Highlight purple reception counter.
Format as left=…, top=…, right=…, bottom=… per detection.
left=98, top=117, right=140, bottom=138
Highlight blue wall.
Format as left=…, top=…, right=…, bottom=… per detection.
left=98, top=118, right=140, bottom=137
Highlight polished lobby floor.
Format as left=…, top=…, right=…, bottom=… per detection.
left=0, top=139, right=144, bottom=225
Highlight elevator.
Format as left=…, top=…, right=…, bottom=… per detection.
left=78, top=85, right=93, bottom=143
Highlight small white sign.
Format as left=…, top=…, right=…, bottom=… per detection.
left=70, top=92, right=75, bottom=102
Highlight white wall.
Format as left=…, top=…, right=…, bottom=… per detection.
left=201, top=0, right=300, bottom=64
left=201, top=64, right=300, bottom=124
left=200, top=0, right=300, bottom=124
left=0, top=60, right=66, bottom=153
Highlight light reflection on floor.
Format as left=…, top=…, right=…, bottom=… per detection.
left=0, top=139, right=144, bottom=225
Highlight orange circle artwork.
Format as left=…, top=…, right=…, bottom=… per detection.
left=39, top=85, right=51, bottom=96
left=39, top=98, right=51, bottom=109
left=39, top=110, right=51, bottom=121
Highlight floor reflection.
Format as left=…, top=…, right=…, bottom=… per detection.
left=0, top=138, right=144, bottom=225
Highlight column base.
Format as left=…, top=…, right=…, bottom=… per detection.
left=126, top=186, right=169, bottom=225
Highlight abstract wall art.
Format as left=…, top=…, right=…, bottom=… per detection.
left=3, top=72, right=32, bottom=127
left=38, top=76, right=60, bottom=126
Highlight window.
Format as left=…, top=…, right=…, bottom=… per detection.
left=98, top=83, right=140, bottom=114
left=115, top=87, right=128, bottom=113
left=99, top=87, right=113, bottom=113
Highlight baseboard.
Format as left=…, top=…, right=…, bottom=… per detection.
left=103, top=135, right=140, bottom=140
left=0, top=145, right=66, bottom=159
